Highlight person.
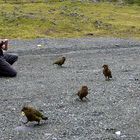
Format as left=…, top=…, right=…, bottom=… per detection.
left=0, top=39, right=18, bottom=77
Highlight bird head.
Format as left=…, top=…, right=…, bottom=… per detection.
left=62, top=56, right=66, bottom=60
left=103, top=64, right=108, bottom=69
left=81, top=85, right=88, bottom=91
left=21, top=106, right=29, bottom=116
left=21, top=106, right=28, bottom=112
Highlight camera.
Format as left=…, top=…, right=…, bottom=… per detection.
left=0, top=39, right=8, bottom=48
left=0, top=41, right=4, bottom=48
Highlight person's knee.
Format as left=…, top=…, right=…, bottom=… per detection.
left=13, top=54, right=18, bottom=62
left=9, top=70, right=17, bottom=77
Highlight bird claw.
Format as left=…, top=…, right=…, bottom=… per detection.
left=22, top=121, right=28, bottom=125
left=36, top=124, right=40, bottom=126
left=85, top=97, right=90, bottom=101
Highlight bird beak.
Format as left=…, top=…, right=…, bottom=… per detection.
left=21, top=111, right=25, bottom=116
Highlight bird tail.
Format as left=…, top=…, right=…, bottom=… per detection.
left=42, top=116, right=48, bottom=120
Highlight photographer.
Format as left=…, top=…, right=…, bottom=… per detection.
left=0, top=39, right=18, bottom=77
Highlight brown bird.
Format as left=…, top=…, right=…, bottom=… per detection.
left=53, top=56, right=66, bottom=66
left=77, top=85, right=88, bottom=101
left=102, top=64, right=112, bottom=80
left=21, top=106, right=48, bottom=125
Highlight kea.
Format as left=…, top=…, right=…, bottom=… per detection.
left=77, top=85, right=88, bottom=101
left=21, top=106, right=48, bottom=125
left=53, top=56, right=66, bottom=66
left=102, top=64, right=112, bottom=80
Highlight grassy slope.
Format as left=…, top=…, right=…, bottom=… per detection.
left=0, top=1, right=139, bottom=39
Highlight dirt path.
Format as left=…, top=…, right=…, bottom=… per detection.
left=0, top=38, right=140, bottom=140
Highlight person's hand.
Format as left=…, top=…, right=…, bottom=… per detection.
left=1, top=39, right=8, bottom=51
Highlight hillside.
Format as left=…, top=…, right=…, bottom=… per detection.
left=0, top=0, right=140, bottom=39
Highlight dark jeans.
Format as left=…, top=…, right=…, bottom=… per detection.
left=0, top=53, right=18, bottom=77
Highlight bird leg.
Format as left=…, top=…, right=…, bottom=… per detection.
left=22, top=120, right=29, bottom=124
left=37, top=121, right=40, bottom=125
left=107, top=77, right=110, bottom=81
left=105, top=77, right=108, bottom=81
left=85, top=97, right=90, bottom=101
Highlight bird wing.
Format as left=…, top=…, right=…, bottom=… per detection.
left=103, top=69, right=106, bottom=75
left=53, top=59, right=61, bottom=64
left=109, top=72, right=112, bottom=78
left=108, top=69, right=112, bottom=76
left=77, top=90, right=81, bottom=96
left=32, top=109, right=44, bottom=118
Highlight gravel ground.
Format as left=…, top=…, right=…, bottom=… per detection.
left=0, top=37, right=140, bottom=140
